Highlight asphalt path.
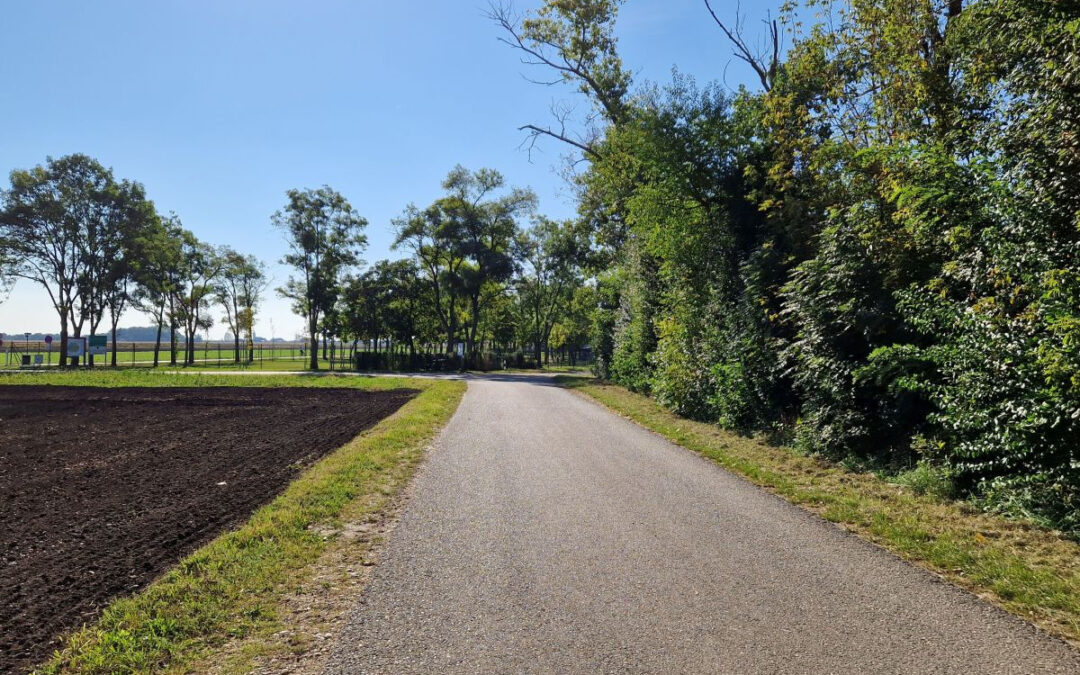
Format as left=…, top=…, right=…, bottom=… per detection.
left=324, top=375, right=1079, bottom=674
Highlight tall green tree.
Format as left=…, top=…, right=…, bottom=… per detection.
left=515, top=217, right=587, bottom=364
left=132, top=214, right=184, bottom=366
left=169, top=230, right=222, bottom=365
left=877, top=0, right=1080, bottom=527
left=339, top=267, right=387, bottom=356
left=274, top=186, right=368, bottom=370
left=394, top=167, right=534, bottom=362
left=490, top=0, right=632, bottom=156
left=445, top=166, right=536, bottom=358
left=382, top=259, right=428, bottom=357
left=215, top=248, right=266, bottom=363
left=492, top=0, right=1080, bottom=533
left=102, top=180, right=159, bottom=366
left=393, top=201, right=467, bottom=357
left=0, top=154, right=116, bottom=365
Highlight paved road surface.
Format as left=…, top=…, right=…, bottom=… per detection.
left=324, top=375, right=1080, bottom=674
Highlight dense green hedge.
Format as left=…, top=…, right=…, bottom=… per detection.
left=521, top=0, right=1080, bottom=534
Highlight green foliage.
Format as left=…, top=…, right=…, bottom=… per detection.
left=502, top=0, right=1080, bottom=532
left=609, top=244, right=658, bottom=393
left=1, top=153, right=269, bottom=369
left=782, top=210, right=927, bottom=461
left=215, top=248, right=267, bottom=362
left=491, top=0, right=631, bottom=137
left=274, top=186, right=368, bottom=370
left=1, top=154, right=158, bottom=363
left=393, top=166, right=537, bottom=361
left=171, top=225, right=224, bottom=365
left=516, top=217, right=589, bottom=362
left=589, top=274, right=619, bottom=379
left=893, top=460, right=956, bottom=501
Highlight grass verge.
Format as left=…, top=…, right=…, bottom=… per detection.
left=557, top=377, right=1080, bottom=646
left=5, top=370, right=466, bottom=674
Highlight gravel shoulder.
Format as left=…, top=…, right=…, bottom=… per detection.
left=324, top=376, right=1080, bottom=674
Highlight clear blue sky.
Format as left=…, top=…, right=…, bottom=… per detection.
left=0, top=0, right=767, bottom=339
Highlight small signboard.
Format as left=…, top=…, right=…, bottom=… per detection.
left=67, top=339, right=85, bottom=358
left=33, top=354, right=43, bottom=365
left=44, top=334, right=53, bottom=345
left=89, top=334, right=107, bottom=356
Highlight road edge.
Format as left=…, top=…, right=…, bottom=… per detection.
left=555, top=376, right=1080, bottom=649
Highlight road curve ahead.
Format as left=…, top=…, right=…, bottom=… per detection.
left=324, top=375, right=1080, bottom=674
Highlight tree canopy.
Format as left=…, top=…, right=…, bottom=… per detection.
left=494, top=0, right=1080, bottom=535
left=274, top=186, right=368, bottom=370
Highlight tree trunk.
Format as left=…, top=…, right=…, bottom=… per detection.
left=467, top=295, right=480, bottom=361
left=153, top=313, right=163, bottom=367
left=59, top=307, right=70, bottom=368
left=110, top=321, right=119, bottom=367
left=188, top=302, right=200, bottom=366
left=169, top=296, right=178, bottom=366
left=72, top=318, right=85, bottom=368
left=309, top=315, right=319, bottom=370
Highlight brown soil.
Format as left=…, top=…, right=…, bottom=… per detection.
left=0, top=385, right=416, bottom=674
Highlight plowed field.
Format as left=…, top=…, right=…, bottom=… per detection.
left=0, top=385, right=416, bottom=674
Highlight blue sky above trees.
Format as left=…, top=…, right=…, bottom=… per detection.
left=0, top=0, right=764, bottom=338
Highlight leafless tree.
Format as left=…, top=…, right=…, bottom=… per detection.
left=704, top=0, right=780, bottom=92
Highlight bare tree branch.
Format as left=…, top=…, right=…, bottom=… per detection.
left=519, top=124, right=603, bottom=161
left=489, top=4, right=624, bottom=123
left=488, top=0, right=627, bottom=163
left=703, top=0, right=779, bottom=91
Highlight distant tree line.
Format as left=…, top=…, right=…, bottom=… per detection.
left=0, top=154, right=267, bottom=366
left=273, top=167, right=594, bottom=371
left=7, top=328, right=204, bottom=343
left=0, top=154, right=595, bottom=372
left=492, top=0, right=1080, bottom=534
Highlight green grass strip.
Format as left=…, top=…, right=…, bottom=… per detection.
left=558, top=377, right=1080, bottom=646
left=12, top=371, right=465, bottom=674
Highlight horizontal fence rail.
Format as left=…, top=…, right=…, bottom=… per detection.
left=2, top=339, right=594, bottom=372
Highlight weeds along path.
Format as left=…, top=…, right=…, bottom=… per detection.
left=325, top=375, right=1080, bottom=674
